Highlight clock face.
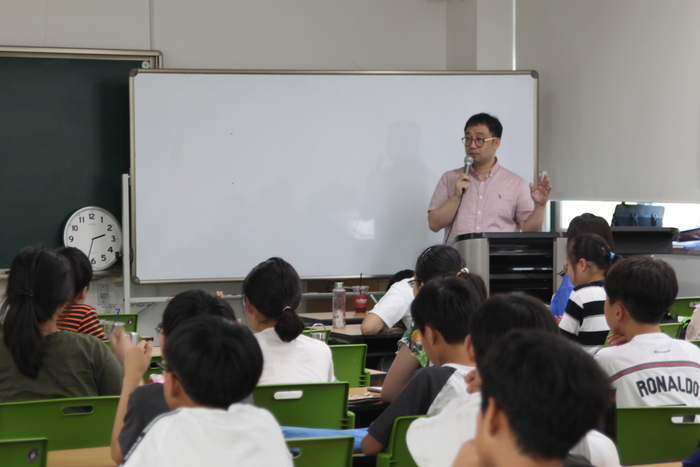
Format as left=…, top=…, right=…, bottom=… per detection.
left=63, top=207, right=123, bottom=271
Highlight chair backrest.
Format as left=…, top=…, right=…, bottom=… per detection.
left=0, top=396, right=119, bottom=451
left=97, top=313, right=139, bottom=333
left=287, top=436, right=354, bottom=467
left=617, top=406, right=700, bottom=464
left=671, top=297, right=700, bottom=318
left=659, top=322, right=682, bottom=339
left=0, top=438, right=47, bottom=467
left=376, top=415, right=424, bottom=467
left=253, top=382, right=354, bottom=429
left=301, top=329, right=331, bottom=343
left=329, top=344, right=370, bottom=387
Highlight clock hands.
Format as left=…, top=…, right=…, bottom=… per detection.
left=87, top=234, right=106, bottom=259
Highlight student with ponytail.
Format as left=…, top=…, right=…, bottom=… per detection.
left=243, top=257, right=334, bottom=385
left=0, top=247, right=122, bottom=402
left=559, top=233, right=619, bottom=354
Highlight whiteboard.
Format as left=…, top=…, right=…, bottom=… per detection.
left=131, top=70, right=538, bottom=282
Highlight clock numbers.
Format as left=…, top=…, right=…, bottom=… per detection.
left=89, top=213, right=95, bottom=220
left=68, top=236, right=74, bottom=242
left=107, top=225, right=113, bottom=231
left=71, top=225, right=78, bottom=231
left=79, top=217, right=85, bottom=223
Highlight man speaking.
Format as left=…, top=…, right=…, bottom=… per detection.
left=428, top=113, right=552, bottom=244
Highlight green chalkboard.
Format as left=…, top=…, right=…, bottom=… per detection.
left=0, top=48, right=161, bottom=268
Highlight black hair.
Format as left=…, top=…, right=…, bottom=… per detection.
left=56, top=246, right=93, bottom=301
left=469, top=292, right=558, bottom=366
left=243, top=257, right=304, bottom=342
left=567, top=213, right=615, bottom=251
left=1, top=247, right=72, bottom=379
left=163, top=315, right=263, bottom=409
left=456, top=270, right=488, bottom=302
left=604, top=256, right=678, bottom=324
left=567, top=233, right=618, bottom=272
left=479, top=330, right=611, bottom=460
left=464, top=113, right=503, bottom=138
left=386, top=269, right=414, bottom=291
left=414, top=245, right=466, bottom=285
left=161, top=290, right=237, bottom=336
left=410, top=276, right=481, bottom=344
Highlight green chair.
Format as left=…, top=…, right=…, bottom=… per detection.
left=97, top=313, right=139, bottom=333
left=253, top=382, right=355, bottom=429
left=286, top=436, right=354, bottom=467
left=617, top=406, right=700, bottom=464
left=690, top=340, right=700, bottom=350
left=0, top=438, right=47, bottom=467
left=301, top=328, right=331, bottom=343
left=376, top=415, right=424, bottom=467
left=0, top=396, right=119, bottom=451
left=330, top=344, right=371, bottom=387
left=671, top=297, right=700, bottom=318
left=659, top=322, right=683, bottom=339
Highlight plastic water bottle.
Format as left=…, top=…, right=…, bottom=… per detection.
left=332, top=282, right=346, bottom=329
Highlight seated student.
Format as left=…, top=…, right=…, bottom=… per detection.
left=0, top=246, right=122, bottom=402
left=558, top=233, right=618, bottom=354
left=551, top=213, right=615, bottom=318
left=595, top=256, right=700, bottom=407
left=407, top=292, right=619, bottom=467
left=55, top=246, right=105, bottom=340
left=122, top=315, right=292, bottom=466
left=110, top=289, right=240, bottom=464
left=360, top=269, right=415, bottom=335
left=244, top=257, right=334, bottom=385
left=381, top=245, right=487, bottom=403
left=451, top=330, right=611, bottom=467
left=361, top=276, right=481, bottom=456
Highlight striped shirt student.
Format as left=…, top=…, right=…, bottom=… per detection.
left=558, top=280, right=608, bottom=354
left=57, top=303, right=105, bottom=340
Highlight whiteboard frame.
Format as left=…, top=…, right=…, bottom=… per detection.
left=129, top=69, right=539, bottom=283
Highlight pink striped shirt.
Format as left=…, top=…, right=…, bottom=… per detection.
left=429, top=161, right=533, bottom=244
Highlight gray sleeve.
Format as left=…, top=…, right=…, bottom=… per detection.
left=367, top=366, right=454, bottom=447
left=119, top=384, right=170, bottom=455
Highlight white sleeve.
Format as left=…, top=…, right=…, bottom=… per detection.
left=368, top=279, right=414, bottom=328
left=569, top=430, right=620, bottom=467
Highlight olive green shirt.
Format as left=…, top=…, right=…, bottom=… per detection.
left=0, top=329, right=122, bottom=402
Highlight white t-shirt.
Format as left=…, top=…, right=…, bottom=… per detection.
left=255, top=328, right=335, bottom=385
left=407, top=392, right=620, bottom=467
left=122, top=403, right=293, bottom=467
left=368, top=278, right=414, bottom=329
left=595, top=333, right=700, bottom=407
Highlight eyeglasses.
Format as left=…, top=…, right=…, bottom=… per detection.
left=155, top=323, right=164, bottom=335
left=155, top=361, right=168, bottom=373
left=407, top=279, right=423, bottom=287
left=241, top=295, right=247, bottom=307
left=461, top=136, right=497, bottom=148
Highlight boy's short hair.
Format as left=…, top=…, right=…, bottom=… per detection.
left=464, top=113, right=503, bottom=138
left=162, top=290, right=237, bottom=336
left=410, top=276, right=481, bottom=344
left=479, top=330, right=611, bottom=460
left=163, top=315, right=263, bottom=409
left=56, top=246, right=93, bottom=300
left=469, top=292, right=559, bottom=365
left=604, top=256, right=678, bottom=324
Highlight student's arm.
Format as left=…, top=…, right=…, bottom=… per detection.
left=361, top=433, right=386, bottom=456
left=381, top=344, right=421, bottom=403
left=558, top=291, right=584, bottom=339
left=360, top=314, right=386, bottom=335
left=110, top=341, right=152, bottom=464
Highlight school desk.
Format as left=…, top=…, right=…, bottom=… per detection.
left=299, top=311, right=367, bottom=326
left=48, top=446, right=114, bottom=467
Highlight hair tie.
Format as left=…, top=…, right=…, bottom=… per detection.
left=282, top=306, right=292, bottom=313
left=456, top=267, right=470, bottom=276
left=17, top=288, right=34, bottom=298
left=609, top=252, right=616, bottom=261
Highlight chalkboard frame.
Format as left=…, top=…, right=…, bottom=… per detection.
left=130, top=70, right=539, bottom=283
left=0, top=46, right=162, bottom=270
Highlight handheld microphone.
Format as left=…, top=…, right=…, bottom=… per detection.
left=464, top=155, right=474, bottom=174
